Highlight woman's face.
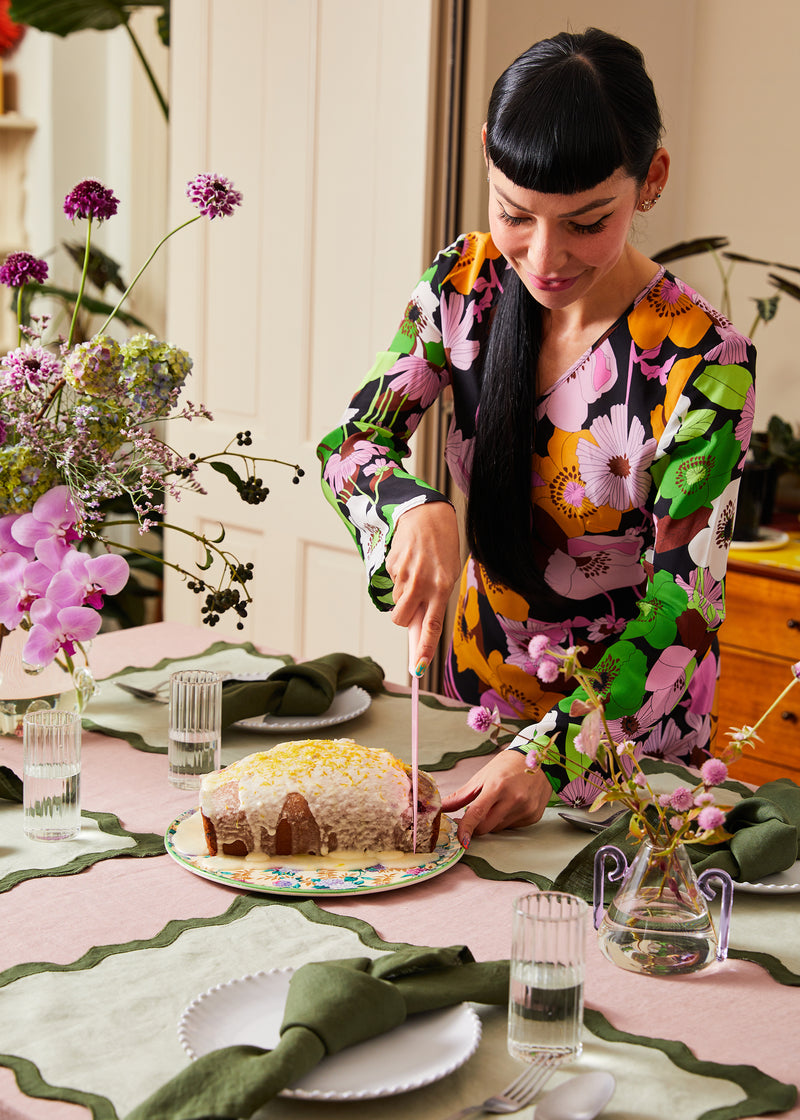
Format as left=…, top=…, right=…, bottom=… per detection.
left=486, top=162, right=644, bottom=315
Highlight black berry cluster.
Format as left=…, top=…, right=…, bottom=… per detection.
left=241, top=475, right=270, bottom=504
left=236, top=430, right=253, bottom=447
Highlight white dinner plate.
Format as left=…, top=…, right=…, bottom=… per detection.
left=232, top=683, right=371, bottom=731
left=178, top=967, right=481, bottom=1100
left=735, top=858, right=800, bottom=893
left=165, top=809, right=465, bottom=896
left=730, top=528, right=790, bottom=552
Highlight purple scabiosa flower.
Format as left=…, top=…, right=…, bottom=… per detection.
left=700, top=757, right=728, bottom=787
left=670, top=786, right=694, bottom=812
left=537, top=657, right=560, bottom=684
left=467, top=705, right=500, bottom=734
left=697, top=805, right=725, bottom=832
left=574, top=707, right=602, bottom=761
left=1, top=345, right=63, bottom=391
left=525, top=746, right=548, bottom=771
left=186, top=173, right=243, bottom=219
left=0, top=251, right=49, bottom=288
left=694, top=791, right=715, bottom=807
left=792, top=661, right=800, bottom=680
left=658, top=793, right=672, bottom=808
left=63, top=180, right=120, bottom=222
left=669, top=815, right=684, bottom=832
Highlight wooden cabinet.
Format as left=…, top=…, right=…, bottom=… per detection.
left=718, top=543, right=800, bottom=786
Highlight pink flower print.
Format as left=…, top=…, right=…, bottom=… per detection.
left=557, top=774, right=607, bottom=808
left=362, top=458, right=394, bottom=490
left=586, top=613, right=627, bottom=642
left=444, top=425, right=474, bottom=494
left=576, top=404, right=656, bottom=511
left=636, top=646, right=695, bottom=727
left=384, top=355, right=448, bottom=408
left=440, top=292, right=479, bottom=371
left=637, top=719, right=688, bottom=763
left=323, top=440, right=381, bottom=493
left=542, top=346, right=619, bottom=431
left=544, top=533, right=646, bottom=600
left=735, top=383, right=755, bottom=461
left=705, top=326, right=750, bottom=365
left=633, top=342, right=676, bottom=386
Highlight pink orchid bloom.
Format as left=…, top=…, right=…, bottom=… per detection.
left=24, top=600, right=102, bottom=666
left=0, top=513, right=35, bottom=560
left=11, top=486, right=80, bottom=554
left=0, top=553, right=54, bottom=629
left=46, top=551, right=130, bottom=609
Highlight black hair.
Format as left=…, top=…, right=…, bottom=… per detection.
left=466, top=28, right=663, bottom=606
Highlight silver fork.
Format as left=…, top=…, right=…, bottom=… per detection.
left=442, top=1054, right=561, bottom=1119
left=115, top=681, right=169, bottom=703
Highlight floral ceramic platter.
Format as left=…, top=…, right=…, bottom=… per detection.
left=165, top=808, right=464, bottom=896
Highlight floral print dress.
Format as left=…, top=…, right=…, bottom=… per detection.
left=317, top=232, right=756, bottom=799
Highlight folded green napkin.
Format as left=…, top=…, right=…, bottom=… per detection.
left=553, top=778, right=800, bottom=901
left=690, top=778, right=800, bottom=881
left=0, top=766, right=22, bottom=803
left=124, top=945, right=509, bottom=1120
left=220, top=652, right=385, bottom=729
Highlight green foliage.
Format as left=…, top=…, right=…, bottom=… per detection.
left=10, top=0, right=169, bottom=45
left=10, top=0, right=170, bottom=117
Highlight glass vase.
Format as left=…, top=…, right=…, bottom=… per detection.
left=593, top=839, right=733, bottom=976
left=0, top=626, right=96, bottom=738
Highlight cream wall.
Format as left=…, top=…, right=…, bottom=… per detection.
left=462, top=0, right=800, bottom=429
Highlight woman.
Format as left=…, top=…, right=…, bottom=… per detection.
left=317, top=29, right=755, bottom=847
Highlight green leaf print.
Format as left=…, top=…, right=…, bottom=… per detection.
left=674, top=408, right=716, bottom=443
left=694, top=364, right=753, bottom=410
left=594, top=641, right=648, bottom=717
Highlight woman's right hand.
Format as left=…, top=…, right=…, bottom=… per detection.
left=386, top=501, right=461, bottom=674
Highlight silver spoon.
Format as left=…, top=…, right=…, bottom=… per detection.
left=557, top=808, right=627, bottom=834
left=536, top=1071, right=616, bottom=1120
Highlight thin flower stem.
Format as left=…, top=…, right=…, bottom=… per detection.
left=744, top=676, right=798, bottom=740
left=96, top=216, right=201, bottom=336
left=67, top=218, right=93, bottom=349
left=123, top=21, right=169, bottom=121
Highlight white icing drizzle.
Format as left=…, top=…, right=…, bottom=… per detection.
left=199, top=738, right=431, bottom=854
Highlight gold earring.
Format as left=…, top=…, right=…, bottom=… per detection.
left=639, top=188, right=662, bottom=213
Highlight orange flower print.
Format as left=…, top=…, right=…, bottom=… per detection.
left=443, top=232, right=504, bottom=295
left=629, top=275, right=711, bottom=350
left=534, top=429, right=621, bottom=536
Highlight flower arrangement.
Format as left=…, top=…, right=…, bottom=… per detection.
left=0, top=173, right=302, bottom=680
left=467, top=634, right=797, bottom=855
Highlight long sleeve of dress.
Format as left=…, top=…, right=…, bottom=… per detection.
left=316, top=235, right=503, bottom=609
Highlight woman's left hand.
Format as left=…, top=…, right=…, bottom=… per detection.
left=440, top=749, right=551, bottom=848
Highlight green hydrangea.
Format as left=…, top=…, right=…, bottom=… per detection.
left=121, top=333, right=192, bottom=415
left=64, top=335, right=123, bottom=396
left=0, top=445, right=61, bottom=515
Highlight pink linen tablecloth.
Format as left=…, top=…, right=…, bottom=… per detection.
left=0, top=622, right=797, bottom=1120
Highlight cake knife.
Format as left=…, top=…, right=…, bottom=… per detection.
left=408, top=612, right=424, bottom=853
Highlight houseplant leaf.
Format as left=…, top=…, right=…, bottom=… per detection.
left=9, top=0, right=166, bottom=38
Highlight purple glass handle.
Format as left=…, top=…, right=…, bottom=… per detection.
left=592, top=844, right=629, bottom=929
left=697, top=868, right=734, bottom=961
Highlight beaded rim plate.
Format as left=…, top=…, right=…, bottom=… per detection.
left=734, top=859, right=800, bottom=893
left=165, top=809, right=464, bottom=896
left=232, top=684, right=371, bottom=732
left=178, top=967, right=482, bottom=1100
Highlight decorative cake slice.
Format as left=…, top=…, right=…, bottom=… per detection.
left=199, top=738, right=442, bottom=856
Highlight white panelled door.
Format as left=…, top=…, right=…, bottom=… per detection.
left=165, top=0, right=436, bottom=683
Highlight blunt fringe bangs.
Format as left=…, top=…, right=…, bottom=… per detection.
left=485, top=29, right=662, bottom=194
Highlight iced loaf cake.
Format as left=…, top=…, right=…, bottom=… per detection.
left=199, top=738, right=442, bottom=856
